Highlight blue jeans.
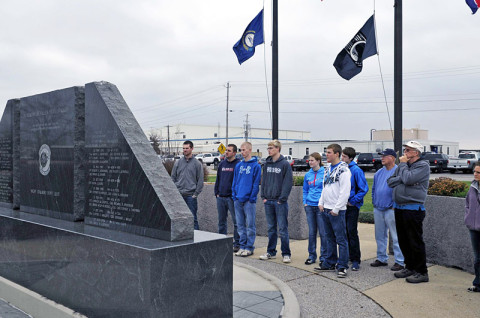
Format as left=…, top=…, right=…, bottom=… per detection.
left=305, top=205, right=327, bottom=262
left=346, top=205, right=361, bottom=263
left=264, top=200, right=291, bottom=257
left=321, top=209, right=349, bottom=269
left=217, top=197, right=239, bottom=247
left=183, top=196, right=199, bottom=230
left=374, top=208, right=404, bottom=265
left=470, top=230, right=480, bottom=287
left=234, top=200, right=256, bottom=252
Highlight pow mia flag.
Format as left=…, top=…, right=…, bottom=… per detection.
left=333, top=15, right=377, bottom=80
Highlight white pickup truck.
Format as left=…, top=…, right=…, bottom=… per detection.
left=447, top=152, right=480, bottom=174
left=195, top=152, right=221, bottom=166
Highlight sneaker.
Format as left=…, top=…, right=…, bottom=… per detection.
left=305, top=258, right=315, bottom=265
left=390, top=263, right=405, bottom=271
left=283, top=255, right=291, bottom=263
left=406, top=272, right=429, bottom=284
left=235, top=249, right=245, bottom=256
left=314, top=264, right=336, bottom=271
left=233, top=246, right=240, bottom=253
left=259, top=253, right=276, bottom=260
left=467, top=286, right=480, bottom=293
left=241, top=250, right=253, bottom=257
left=370, top=260, right=388, bottom=267
left=337, top=268, right=347, bottom=278
left=352, top=261, right=360, bottom=271
left=394, top=268, right=415, bottom=279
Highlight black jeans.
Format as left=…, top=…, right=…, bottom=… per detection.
left=395, top=208, right=427, bottom=274
left=470, top=230, right=480, bottom=287
left=345, top=205, right=361, bottom=263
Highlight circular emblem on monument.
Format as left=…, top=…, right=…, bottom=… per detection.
left=39, top=144, right=51, bottom=176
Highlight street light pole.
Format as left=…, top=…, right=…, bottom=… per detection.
left=272, top=0, right=278, bottom=140
left=225, top=82, right=230, bottom=146
left=394, top=0, right=403, bottom=154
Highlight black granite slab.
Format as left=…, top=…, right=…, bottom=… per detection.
left=18, top=87, right=84, bottom=221
left=84, top=82, right=193, bottom=241
left=0, top=208, right=232, bottom=318
left=0, top=101, right=14, bottom=207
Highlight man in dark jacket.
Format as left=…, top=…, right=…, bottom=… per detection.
left=215, top=144, right=240, bottom=252
left=259, top=140, right=293, bottom=263
left=387, top=141, right=430, bottom=284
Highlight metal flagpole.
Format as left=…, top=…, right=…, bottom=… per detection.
left=394, top=0, right=402, bottom=154
left=272, top=0, right=279, bottom=140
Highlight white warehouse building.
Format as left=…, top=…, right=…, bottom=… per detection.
left=145, top=125, right=459, bottom=158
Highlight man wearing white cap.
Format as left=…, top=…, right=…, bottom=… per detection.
left=387, top=141, right=430, bottom=284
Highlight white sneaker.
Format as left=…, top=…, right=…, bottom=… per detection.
left=259, top=253, right=276, bottom=260
left=283, top=255, right=291, bottom=263
left=235, top=249, right=245, bottom=256
left=241, top=250, right=253, bottom=257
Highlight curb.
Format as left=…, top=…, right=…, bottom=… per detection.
left=234, top=261, right=301, bottom=318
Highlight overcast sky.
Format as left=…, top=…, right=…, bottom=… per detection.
left=1, top=1, right=479, bottom=149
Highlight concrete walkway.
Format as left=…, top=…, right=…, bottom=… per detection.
left=235, top=223, right=480, bottom=318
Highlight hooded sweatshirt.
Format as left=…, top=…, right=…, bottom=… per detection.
left=232, top=157, right=261, bottom=203
left=303, top=167, right=325, bottom=206
left=465, top=180, right=480, bottom=231
left=318, top=161, right=351, bottom=215
left=214, top=158, right=240, bottom=197
left=261, top=155, right=293, bottom=203
left=347, top=161, right=369, bottom=208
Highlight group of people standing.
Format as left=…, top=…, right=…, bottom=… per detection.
left=171, top=139, right=480, bottom=290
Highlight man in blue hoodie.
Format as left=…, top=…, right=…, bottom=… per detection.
left=215, top=144, right=240, bottom=252
left=341, top=147, right=369, bottom=271
left=259, top=140, right=293, bottom=263
left=232, top=142, right=261, bottom=257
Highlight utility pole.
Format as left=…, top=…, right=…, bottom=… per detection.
left=225, top=82, right=231, bottom=145
left=244, top=114, right=250, bottom=142
left=166, top=124, right=172, bottom=154
left=272, top=0, right=278, bottom=140
left=394, top=0, right=403, bottom=155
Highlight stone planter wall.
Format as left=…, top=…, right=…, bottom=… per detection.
left=197, top=184, right=308, bottom=240
left=424, top=195, right=474, bottom=273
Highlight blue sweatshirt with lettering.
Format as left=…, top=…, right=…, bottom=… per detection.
left=303, top=167, right=325, bottom=206
left=232, top=158, right=261, bottom=203
left=214, top=158, right=240, bottom=197
left=348, top=161, right=369, bottom=208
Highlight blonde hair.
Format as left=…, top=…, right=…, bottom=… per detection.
left=267, top=139, right=282, bottom=151
left=241, top=141, right=252, bottom=149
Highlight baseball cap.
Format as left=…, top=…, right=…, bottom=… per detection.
left=402, top=140, right=423, bottom=153
left=379, top=148, right=397, bottom=158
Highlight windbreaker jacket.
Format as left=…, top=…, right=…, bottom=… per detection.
left=214, top=158, right=240, bottom=197
left=387, top=159, right=430, bottom=206
left=171, top=156, right=204, bottom=196
left=303, top=167, right=325, bottom=206
left=347, top=161, right=369, bottom=208
left=261, top=155, right=293, bottom=203
left=232, top=158, right=261, bottom=203
left=465, top=180, right=480, bottom=231
left=318, top=161, right=351, bottom=215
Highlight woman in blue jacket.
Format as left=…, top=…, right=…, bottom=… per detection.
left=302, top=152, right=326, bottom=265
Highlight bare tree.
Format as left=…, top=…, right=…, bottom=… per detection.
left=149, top=132, right=163, bottom=155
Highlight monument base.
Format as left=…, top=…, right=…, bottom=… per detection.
left=0, top=208, right=232, bottom=318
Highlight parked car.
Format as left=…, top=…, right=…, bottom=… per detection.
left=421, top=153, right=449, bottom=173
left=284, top=155, right=294, bottom=167
left=356, top=153, right=383, bottom=171
left=195, top=152, right=221, bottom=166
left=448, top=152, right=480, bottom=174
left=292, top=155, right=310, bottom=171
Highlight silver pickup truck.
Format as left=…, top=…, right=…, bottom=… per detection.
left=448, top=152, right=480, bottom=174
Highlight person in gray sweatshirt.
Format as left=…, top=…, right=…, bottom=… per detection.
left=171, top=140, right=204, bottom=230
left=387, top=141, right=430, bottom=284
left=259, top=140, right=293, bottom=263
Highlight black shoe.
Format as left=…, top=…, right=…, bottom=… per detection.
left=390, top=263, right=404, bottom=271
left=233, top=246, right=240, bottom=253
left=467, top=286, right=480, bottom=293
left=394, top=268, right=415, bottom=278
left=337, top=268, right=347, bottom=278
left=314, top=264, right=336, bottom=271
left=406, top=272, right=429, bottom=284
left=305, top=258, right=315, bottom=265
left=370, top=260, right=388, bottom=267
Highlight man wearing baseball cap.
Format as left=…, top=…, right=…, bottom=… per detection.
left=387, top=141, right=430, bottom=283
left=370, top=149, right=405, bottom=271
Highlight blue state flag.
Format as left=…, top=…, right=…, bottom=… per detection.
left=333, top=15, right=378, bottom=80
left=233, top=9, right=264, bottom=65
left=466, top=0, right=480, bottom=14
